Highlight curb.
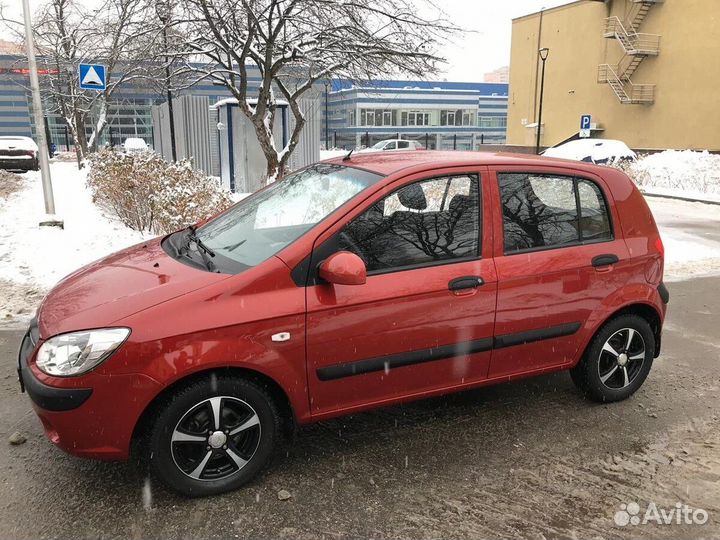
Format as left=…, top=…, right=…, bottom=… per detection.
left=641, top=191, right=720, bottom=206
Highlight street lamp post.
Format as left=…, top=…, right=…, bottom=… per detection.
left=21, top=0, right=60, bottom=224
left=324, top=81, right=330, bottom=150
left=155, top=0, right=177, bottom=161
left=535, top=47, right=550, bottom=155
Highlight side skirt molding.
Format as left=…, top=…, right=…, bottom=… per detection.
left=316, top=322, right=582, bottom=382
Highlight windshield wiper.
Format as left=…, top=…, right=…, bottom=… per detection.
left=184, top=225, right=218, bottom=272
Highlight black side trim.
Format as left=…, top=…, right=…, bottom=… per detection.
left=18, top=332, right=93, bottom=412
left=316, top=338, right=494, bottom=381
left=658, top=282, right=669, bottom=304
left=316, top=322, right=583, bottom=381
left=494, top=322, right=581, bottom=349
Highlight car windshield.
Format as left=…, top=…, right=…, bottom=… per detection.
left=370, top=141, right=388, bottom=150
left=195, top=163, right=382, bottom=271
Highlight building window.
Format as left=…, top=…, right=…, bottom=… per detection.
left=479, top=116, right=507, bottom=128
left=401, top=111, right=430, bottom=127
left=440, top=109, right=475, bottom=126
left=359, top=109, right=395, bottom=126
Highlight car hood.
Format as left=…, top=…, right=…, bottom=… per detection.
left=38, top=237, right=230, bottom=338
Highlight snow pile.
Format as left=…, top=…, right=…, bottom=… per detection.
left=0, top=162, right=148, bottom=292
left=630, top=150, right=720, bottom=203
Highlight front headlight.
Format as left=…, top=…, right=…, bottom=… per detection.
left=36, top=328, right=130, bottom=377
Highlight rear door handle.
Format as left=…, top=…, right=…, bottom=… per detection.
left=592, top=254, right=619, bottom=267
left=449, top=276, right=484, bottom=291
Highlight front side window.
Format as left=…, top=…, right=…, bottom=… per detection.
left=498, top=173, right=613, bottom=254
left=338, top=174, right=480, bottom=273
left=194, top=164, right=382, bottom=271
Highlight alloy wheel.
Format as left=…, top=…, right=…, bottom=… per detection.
left=171, top=396, right=261, bottom=481
left=597, top=328, right=646, bottom=390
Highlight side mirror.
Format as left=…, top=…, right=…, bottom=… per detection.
left=318, top=251, right=367, bottom=286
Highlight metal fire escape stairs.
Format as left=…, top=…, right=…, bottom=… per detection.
left=598, top=0, right=662, bottom=104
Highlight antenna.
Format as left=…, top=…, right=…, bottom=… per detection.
left=342, top=149, right=354, bottom=161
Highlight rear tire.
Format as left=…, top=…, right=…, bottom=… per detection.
left=570, top=314, right=654, bottom=403
left=148, top=375, right=282, bottom=497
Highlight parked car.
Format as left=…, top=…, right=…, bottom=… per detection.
left=18, top=151, right=668, bottom=497
left=361, top=138, right=424, bottom=152
left=0, top=136, right=40, bottom=172
left=542, top=138, right=637, bottom=165
left=123, top=137, right=148, bottom=153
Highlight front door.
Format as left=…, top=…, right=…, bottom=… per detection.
left=305, top=169, right=497, bottom=418
left=487, top=166, right=630, bottom=378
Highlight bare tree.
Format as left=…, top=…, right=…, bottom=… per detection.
left=1, top=0, right=162, bottom=165
left=177, top=0, right=457, bottom=181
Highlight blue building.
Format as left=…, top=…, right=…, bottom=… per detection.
left=1, top=54, right=508, bottom=153
left=324, top=79, right=508, bottom=150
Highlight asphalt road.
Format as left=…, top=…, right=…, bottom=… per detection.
left=1, top=276, right=719, bottom=539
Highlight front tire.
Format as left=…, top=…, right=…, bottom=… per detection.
left=570, top=314, right=655, bottom=403
left=148, top=375, right=282, bottom=497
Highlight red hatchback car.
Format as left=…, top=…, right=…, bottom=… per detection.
left=18, top=151, right=668, bottom=496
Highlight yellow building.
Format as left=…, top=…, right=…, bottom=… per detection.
left=507, top=0, right=720, bottom=151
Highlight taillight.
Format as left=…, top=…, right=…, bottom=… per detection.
left=655, top=237, right=664, bottom=257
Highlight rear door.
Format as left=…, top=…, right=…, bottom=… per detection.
left=305, top=167, right=497, bottom=417
left=487, top=165, right=630, bottom=378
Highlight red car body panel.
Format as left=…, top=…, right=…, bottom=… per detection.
left=20, top=151, right=667, bottom=461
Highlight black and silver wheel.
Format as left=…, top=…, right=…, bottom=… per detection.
left=148, top=376, right=282, bottom=496
left=570, top=314, right=655, bottom=403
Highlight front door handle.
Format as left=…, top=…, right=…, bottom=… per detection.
left=449, top=276, right=484, bottom=291
left=592, top=254, right=619, bottom=267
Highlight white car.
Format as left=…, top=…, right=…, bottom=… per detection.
left=0, top=136, right=40, bottom=172
left=543, top=139, right=636, bottom=165
left=123, top=137, right=148, bottom=153
left=362, top=139, right=424, bottom=153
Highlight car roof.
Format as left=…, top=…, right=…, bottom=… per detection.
left=324, top=150, right=608, bottom=176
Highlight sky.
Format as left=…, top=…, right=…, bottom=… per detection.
left=434, top=0, right=573, bottom=81
left=1, top=0, right=573, bottom=82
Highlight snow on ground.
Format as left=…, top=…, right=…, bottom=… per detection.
left=646, top=196, right=720, bottom=281
left=0, top=162, right=148, bottom=323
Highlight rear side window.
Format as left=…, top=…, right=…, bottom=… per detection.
left=339, top=174, right=480, bottom=272
left=577, top=180, right=613, bottom=242
left=498, top=173, right=612, bottom=254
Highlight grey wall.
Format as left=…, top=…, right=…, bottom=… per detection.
left=152, top=95, right=216, bottom=176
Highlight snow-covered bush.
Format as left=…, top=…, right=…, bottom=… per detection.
left=611, top=158, right=651, bottom=188
left=612, top=150, right=720, bottom=197
left=87, top=150, right=233, bottom=234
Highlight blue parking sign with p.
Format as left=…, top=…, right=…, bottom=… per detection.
left=581, top=115, right=592, bottom=130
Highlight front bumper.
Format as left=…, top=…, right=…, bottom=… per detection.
left=17, top=319, right=162, bottom=460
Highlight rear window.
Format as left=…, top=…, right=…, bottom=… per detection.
left=498, top=173, right=613, bottom=254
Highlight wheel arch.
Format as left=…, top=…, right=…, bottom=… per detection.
left=583, top=302, right=663, bottom=364
left=130, top=366, right=296, bottom=459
